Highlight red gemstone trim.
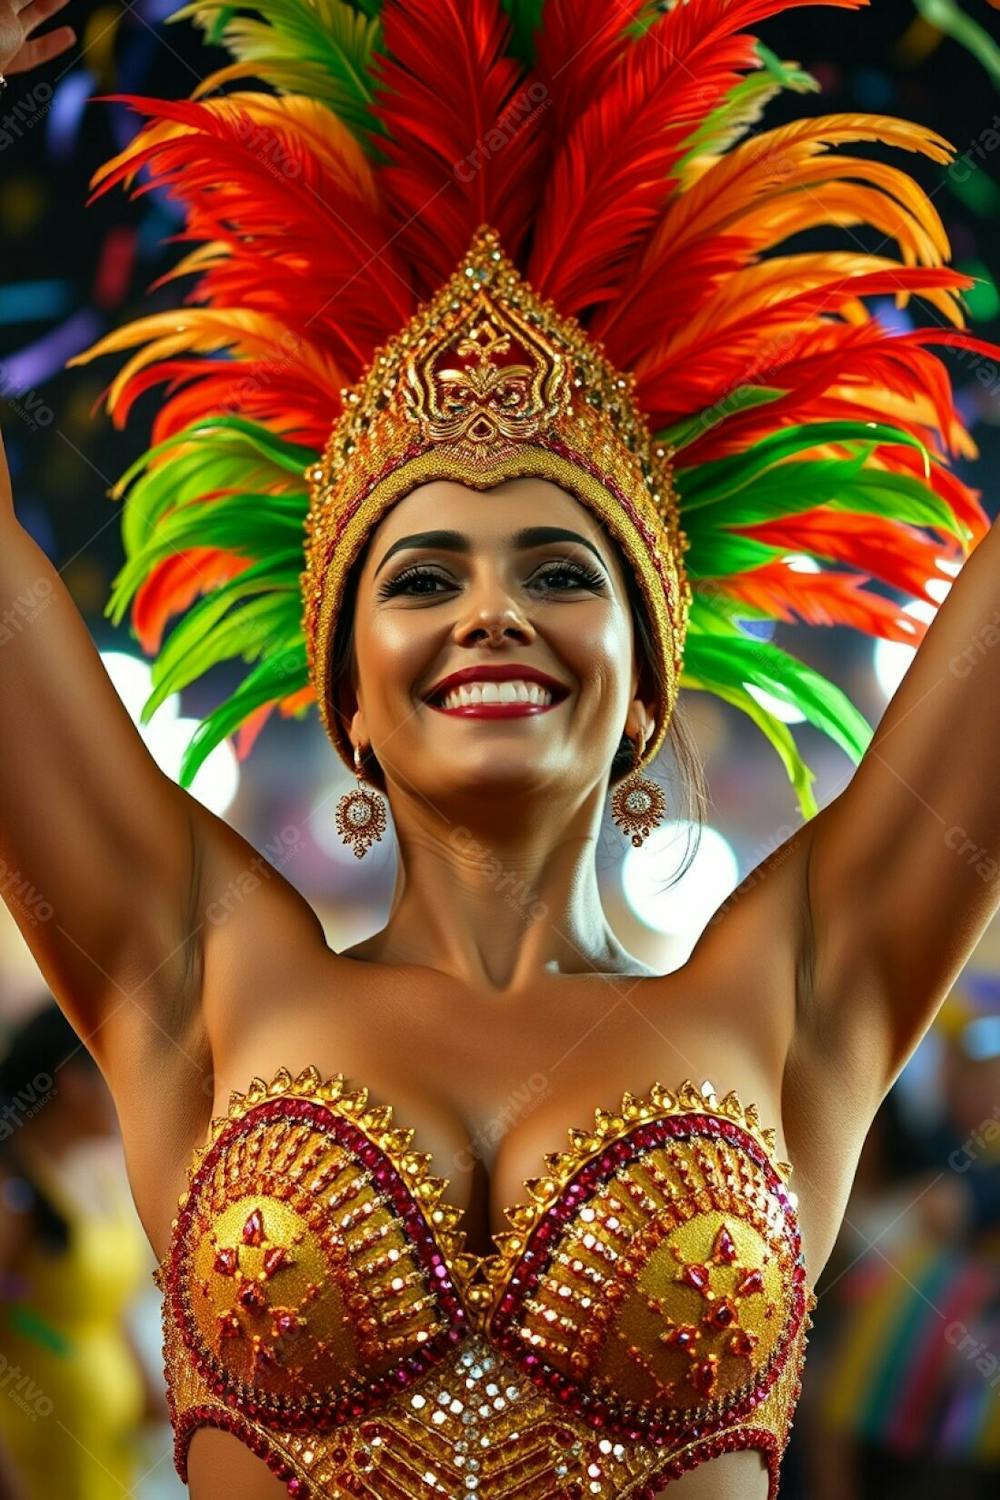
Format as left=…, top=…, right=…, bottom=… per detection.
left=172, top=1403, right=313, bottom=1495
left=641, top=1426, right=781, bottom=1500
left=487, top=1112, right=807, bottom=1443
left=163, top=1094, right=466, bottom=1426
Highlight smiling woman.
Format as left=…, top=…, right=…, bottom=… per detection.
left=4, top=1, right=1000, bottom=1499
left=336, top=481, right=663, bottom=819
left=331, top=497, right=704, bottom=816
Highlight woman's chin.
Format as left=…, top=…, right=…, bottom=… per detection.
left=406, top=741, right=574, bottom=802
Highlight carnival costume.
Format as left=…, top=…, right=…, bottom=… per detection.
left=67, top=0, right=998, bottom=1493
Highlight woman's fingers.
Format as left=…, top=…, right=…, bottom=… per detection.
left=14, top=0, right=72, bottom=33
left=3, top=21, right=75, bottom=73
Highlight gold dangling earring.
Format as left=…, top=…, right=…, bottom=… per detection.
left=335, top=744, right=388, bottom=858
left=611, top=735, right=666, bottom=848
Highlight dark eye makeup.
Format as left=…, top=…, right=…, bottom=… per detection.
left=375, top=557, right=607, bottom=601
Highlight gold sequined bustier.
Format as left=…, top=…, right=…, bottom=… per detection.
left=155, top=1069, right=816, bottom=1499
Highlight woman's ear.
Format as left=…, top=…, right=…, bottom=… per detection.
left=624, top=696, right=656, bottom=754
left=329, top=664, right=363, bottom=753
left=625, top=643, right=658, bottom=754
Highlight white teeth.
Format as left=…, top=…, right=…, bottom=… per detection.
left=438, top=679, right=555, bottom=710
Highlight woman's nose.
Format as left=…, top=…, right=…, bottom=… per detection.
left=454, top=589, right=535, bottom=647
left=458, top=609, right=534, bottom=646
left=452, top=558, right=539, bottom=639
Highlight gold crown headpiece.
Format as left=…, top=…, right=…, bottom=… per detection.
left=302, top=227, right=690, bottom=776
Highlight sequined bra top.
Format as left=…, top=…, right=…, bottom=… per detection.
left=155, top=1068, right=816, bottom=1500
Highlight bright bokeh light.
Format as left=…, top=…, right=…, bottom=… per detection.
left=745, top=683, right=804, bottom=723
left=100, top=650, right=180, bottom=722
left=962, top=1015, right=1000, bottom=1062
left=147, top=717, right=240, bottom=816
left=872, top=592, right=948, bottom=701
left=872, top=562, right=960, bottom=699
left=100, top=650, right=239, bottom=815
left=622, top=820, right=740, bottom=946
left=927, top=556, right=961, bottom=598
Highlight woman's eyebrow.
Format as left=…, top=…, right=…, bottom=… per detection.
left=374, top=525, right=608, bottom=578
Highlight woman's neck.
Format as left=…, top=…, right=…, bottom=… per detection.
left=348, top=808, right=650, bottom=991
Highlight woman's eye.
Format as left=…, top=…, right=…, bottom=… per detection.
left=377, top=565, right=454, bottom=599
left=528, top=561, right=606, bottom=592
left=376, top=558, right=606, bottom=600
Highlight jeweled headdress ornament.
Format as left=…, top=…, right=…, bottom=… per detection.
left=302, top=229, right=687, bottom=769
left=71, top=0, right=997, bottom=816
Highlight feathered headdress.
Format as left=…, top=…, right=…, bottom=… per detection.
left=69, top=0, right=997, bottom=817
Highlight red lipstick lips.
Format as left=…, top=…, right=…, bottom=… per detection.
left=424, top=663, right=569, bottom=719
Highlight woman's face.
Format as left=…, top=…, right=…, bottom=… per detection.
left=342, top=478, right=655, bottom=810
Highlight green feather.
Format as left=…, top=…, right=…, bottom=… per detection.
left=108, top=492, right=308, bottom=625
left=826, top=469, right=976, bottom=543
left=141, top=550, right=304, bottom=720
left=678, top=45, right=819, bottom=170
left=111, top=417, right=317, bottom=558
left=152, top=415, right=318, bottom=474
left=684, top=600, right=873, bottom=766
left=169, top=0, right=384, bottom=137
left=681, top=671, right=818, bottom=819
left=500, top=0, right=545, bottom=63
left=754, top=42, right=820, bottom=93
left=120, top=454, right=290, bottom=558
left=685, top=532, right=784, bottom=579
left=687, top=589, right=758, bottom=636
left=110, top=417, right=316, bottom=504
left=684, top=452, right=871, bottom=543
left=682, top=456, right=968, bottom=560
left=144, top=593, right=299, bottom=724
left=176, top=639, right=309, bottom=789
left=679, top=421, right=932, bottom=506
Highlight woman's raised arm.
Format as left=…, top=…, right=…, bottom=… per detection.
left=0, top=428, right=203, bottom=1072
left=798, top=515, right=1000, bottom=1099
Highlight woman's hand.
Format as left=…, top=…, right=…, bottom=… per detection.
left=0, top=0, right=75, bottom=77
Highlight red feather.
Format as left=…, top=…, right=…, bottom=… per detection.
left=532, top=1, right=648, bottom=141
left=528, top=0, right=867, bottom=316
left=731, top=509, right=959, bottom=603
left=133, top=548, right=251, bottom=655
left=675, top=323, right=987, bottom=481
left=717, top=561, right=934, bottom=641
left=528, top=35, right=757, bottom=313
left=634, top=266, right=972, bottom=416
left=374, top=0, right=547, bottom=291
left=88, top=93, right=412, bottom=375
left=97, top=358, right=339, bottom=450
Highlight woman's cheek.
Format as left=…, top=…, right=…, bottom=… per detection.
left=556, top=610, right=629, bottom=690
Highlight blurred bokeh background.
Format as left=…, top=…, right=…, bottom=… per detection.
left=0, top=0, right=999, bottom=1496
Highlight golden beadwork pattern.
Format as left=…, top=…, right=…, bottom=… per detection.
left=301, top=227, right=691, bottom=778
left=156, top=1067, right=814, bottom=1498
